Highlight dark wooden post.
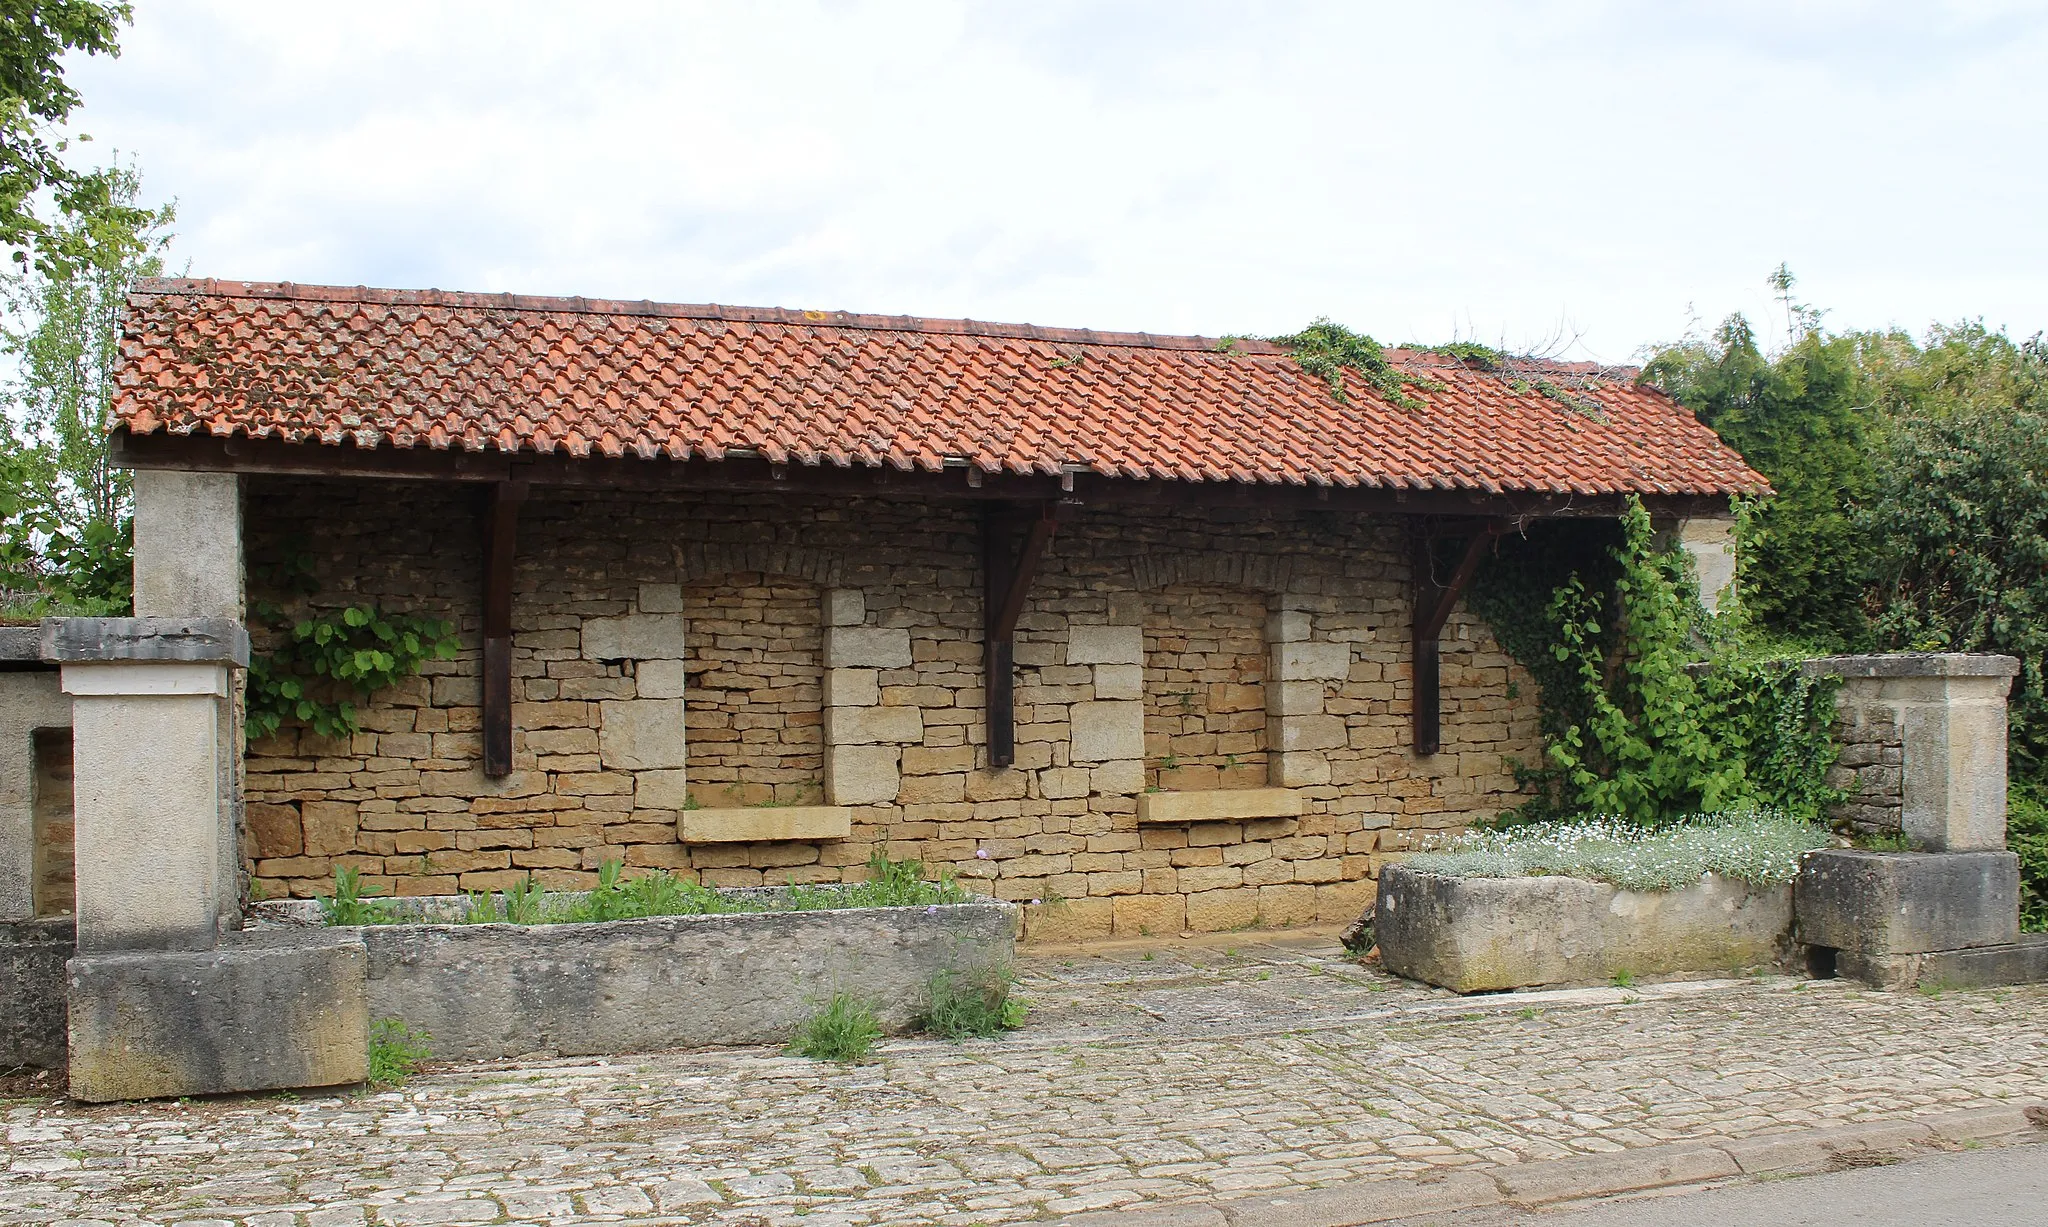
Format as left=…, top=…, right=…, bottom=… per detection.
left=482, top=480, right=527, bottom=778
left=983, top=500, right=1059, bottom=768
left=1411, top=519, right=1501, bottom=757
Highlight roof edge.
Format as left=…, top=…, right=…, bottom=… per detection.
left=128, top=277, right=1286, bottom=354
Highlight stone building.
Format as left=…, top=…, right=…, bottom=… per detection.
left=100, top=279, right=1764, bottom=940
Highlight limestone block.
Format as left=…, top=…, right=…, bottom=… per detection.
left=1269, top=749, right=1333, bottom=788
left=1377, top=866, right=1792, bottom=992
left=680, top=807, right=851, bottom=843
left=635, top=769, right=691, bottom=811
left=67, top=933, right=368, bottom=1101
left=1092, top=760, right=1144, bottom=796
left=638, top=584, right=685, bottom=613
left=1675, top=517, right=1737, bottom=613
left=1269, top=680, right=1325, bottom=717
left=824, top=627, right=911, bottom=670
left=1267, top=610, right=1312, bottom=644
left=635, top=660, right=689, bottom=700
left=828, top=745, right=901, bottom=805
left=825, top=588, right=865, bottom=627
left=1, top=917, right=69, bottom=1069
left=1070, top=700, right=1144, bottom=762
left=582, top=613, right=685, bottom=661
left=824, top=667, right=880, bottom=707
left=1795, top=850, right=2019, bottom=956
left=825, top=704, right=923, bottom=745
left=1039, top=767, right=1093, bottom=800
left=1112, top=893, right=1185, bottom=936
left=1092, top=664, right=1144, bottom=701
left=1021, top=898, right=1112, bottom=943
left=1184, top=888, right=1260, bottom=932
left=132, top=470, right=242, bottom=619
left=1277, top=713, right=1347, bottom=752
left=1065, top=625, right=1143, bottom=667
left=598, top=700, right=686, bottom=770
left=302, top=801, right=359, bottom=857
left=1276, top=642, right=1351, bottom=682
left=1137, top=787, right=1304, bottom=825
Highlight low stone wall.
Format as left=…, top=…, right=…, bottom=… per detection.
left=0, top=917, right=71, bottom=1069
left=1375, top=866, right=1793, bottom=993
left=333, top=899, right=1019, bottom=1061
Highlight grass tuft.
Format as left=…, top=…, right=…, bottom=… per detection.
left=916, top=965, right=1028, bottom=1040
left=789, top=993, right=882, bottom=1063
left=366, top=1018, right=431, bottom=1087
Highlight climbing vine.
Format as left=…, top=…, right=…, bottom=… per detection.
left=1470, top=498, right=1842, bottom=827
left=245, top=547, right=459, bottom=742
left=1269, top=319, right=1433, bottom=409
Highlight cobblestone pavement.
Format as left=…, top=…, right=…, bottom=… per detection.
left=7, top=933, right=2048, bottom=1226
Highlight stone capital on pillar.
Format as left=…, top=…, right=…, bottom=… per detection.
left=47, top=618, right=246, bottom=953
left=1804, top=653, right=2021, bottom=852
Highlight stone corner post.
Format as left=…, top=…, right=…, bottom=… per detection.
left=1802, top=652, right=2019, bottom=852
left=44, top=617, right=249, bottom=952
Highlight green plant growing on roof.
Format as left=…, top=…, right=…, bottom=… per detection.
left=1270, top=318, right=1434, bottom=410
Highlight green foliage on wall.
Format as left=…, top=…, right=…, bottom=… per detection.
left=1473, top=499, right=1841, bottom=828
left=245, top=546, right=459, bottom=742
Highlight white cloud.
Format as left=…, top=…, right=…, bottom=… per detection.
left=63, top=0, right=2048, bottom=361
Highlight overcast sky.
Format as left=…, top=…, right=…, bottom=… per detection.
left=62, top=0, right=2048, bottom=363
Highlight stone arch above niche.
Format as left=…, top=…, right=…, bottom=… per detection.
left=679, top=542, right=841, bottom=588
left=1130, top=550, right=1293, bottom=594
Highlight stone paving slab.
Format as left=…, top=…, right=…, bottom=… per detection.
left=5, top=933, right=2048, bottom=1226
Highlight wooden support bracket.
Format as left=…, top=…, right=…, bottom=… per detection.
left=983, top=500, right=1060, bottom=768
left=1411, top=518, right=1504, bottom=757
left=482, top=480, right=528, bottom=778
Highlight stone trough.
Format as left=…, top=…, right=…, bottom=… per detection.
left=1374, top=865, right=1793, bottom=993
left=296, top=898, right=1021, bottom=1063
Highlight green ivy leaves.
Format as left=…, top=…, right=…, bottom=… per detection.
left=247, top=603, right=460, bottom=742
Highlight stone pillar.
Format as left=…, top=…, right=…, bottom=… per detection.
left=1267, top=608, right=1346, bottom=788
left=43, top=618, right=248, bottom=952
left=1064, top=624, right=1144, bottom=795
left=823, top=605, right=915, bottom=805
left=132, top=470, right=243, bottom=620
left=132, top=469, right=246, bottom=921
left=1803, top=654, right=2020, bottom=851
left=1673, top=516, right=1737, bottom=613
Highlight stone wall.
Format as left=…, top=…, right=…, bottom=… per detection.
left=1826, top=693, right=1904, bottom=837
left=239, top=477, right=1543, bottom=936
left=1144, top=584, right=1269, bottom=792
left=681, top=572, right=825, bottom=807
left=32, top=731, right=73, bottom=917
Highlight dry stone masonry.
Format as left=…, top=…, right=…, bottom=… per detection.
left=237, top=478, right=1543, bottom=937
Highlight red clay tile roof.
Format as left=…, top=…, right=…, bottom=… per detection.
left=112, top=279, right=1766, bottom=498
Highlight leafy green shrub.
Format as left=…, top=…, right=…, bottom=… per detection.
left=1511, top=498, right=1842, bottom=828
left=2010, top=782, right=2048, bottom=934
left=789, top=993, right=882, bottom=1063
left=916, top=965, right=1028, bottom=1039
left=317, top=866, right=396, bottom=926
left=1404, top=811, right=1829, bottom=891
left=366, top=1018, right=432, bottom=1087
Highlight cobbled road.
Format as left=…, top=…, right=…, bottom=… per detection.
left=7, top=934, right=2047, bottom=1226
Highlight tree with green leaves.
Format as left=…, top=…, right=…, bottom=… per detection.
left=1, top=160, right=171, bottom=614
left=0, top=0, right=140, bottom=273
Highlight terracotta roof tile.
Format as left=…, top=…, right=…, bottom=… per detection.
left=112, top=279, right=1766, bottom=497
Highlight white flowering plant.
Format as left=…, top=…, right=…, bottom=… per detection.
left=1402, top=810, right=1828, bottom=892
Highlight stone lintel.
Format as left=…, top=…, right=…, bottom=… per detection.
left=680, top=806, right=852, bottom=843
left=1136, top=787, right=1304, bottom=825
left=41, top=617, right=248, bottom=667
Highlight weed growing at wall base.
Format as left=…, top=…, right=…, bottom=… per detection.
left=916, top=965, right=1028, bottom=1039
left=789, top=994, right=882, bottom=1063
left=365, top=1019, right=431, bottom=1087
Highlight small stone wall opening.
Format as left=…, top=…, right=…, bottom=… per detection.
left=32, top=728, right=74, bottom=917
left=1143, top=583, right=1269, bottom=791
left=683, top=571, right=827, bottom=807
